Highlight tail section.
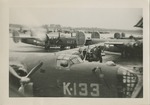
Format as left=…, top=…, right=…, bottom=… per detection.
left=12, top=30, right=20, bottom=43
left=76, top=31, right=86, bottom=46
left=91, top=32, right=100, bottom=39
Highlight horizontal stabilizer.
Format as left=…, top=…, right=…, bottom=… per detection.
left=11, top=30, right=37, bottom=43
left=105, top=41, right=124, bottom=45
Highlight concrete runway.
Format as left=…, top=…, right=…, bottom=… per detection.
left=9, top=37, right=142, bottom=70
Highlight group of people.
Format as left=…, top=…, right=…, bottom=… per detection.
left=78, top=45, right=103, bottom=63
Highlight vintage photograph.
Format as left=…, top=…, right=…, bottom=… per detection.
left=9, top=8, right=143, bottom=98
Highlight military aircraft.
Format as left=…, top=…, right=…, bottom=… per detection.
left=104, top=37, right=143, bottom=57
left=11, top=28, right=108, bottom=51
left=104, top=18, right=143, bottom=57
left=80, top=18, right=143, bottom=58
left=11, top=29, right=86, bottom=50
left=77, top=33, right=143, bottom=61
left=9, top=53, right=143, bottom=97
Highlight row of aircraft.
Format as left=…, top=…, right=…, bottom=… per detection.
left=12, top=30, right=143, bottom=57
left=9, top=18, right=143, bottom=97
left=11, top=28, right=143, bottom=57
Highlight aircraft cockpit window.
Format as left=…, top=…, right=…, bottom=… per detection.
left=57, top=55, right=83, bottom=69
left=57, top=59, right=70, bottom=70
left=57, top=54, right=72, bottom=60
left=77, top=57, right=83, bottom=62
left=63, top=56, right=71, bottom=60
left=60, top=60, right=68, bottom=67
left=71, top=57, right=83, bottom=64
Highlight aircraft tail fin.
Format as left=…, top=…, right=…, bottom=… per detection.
left=91, top=32, right=100, bottom=39
left=76, top=31, right=86, bottom=46
left=12, top=30, right=20, bottom=43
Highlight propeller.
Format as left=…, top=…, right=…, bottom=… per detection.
left=18, top=62, right=43, bottom=95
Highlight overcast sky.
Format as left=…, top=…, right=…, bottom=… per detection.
left=9, top=8, right=142, bottom=30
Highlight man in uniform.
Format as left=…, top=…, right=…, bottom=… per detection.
left=96, top=46, right=103, bottom=63
left=45, top=34, right=50, bottom=51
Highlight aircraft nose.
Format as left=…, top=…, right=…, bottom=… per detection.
left=117, top=67, right=138, bottom=97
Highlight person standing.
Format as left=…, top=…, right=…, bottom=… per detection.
left=45, top=34, right=50, bottom=51
left=96, top=46, right=103, bottom=63
left=83, top=48, right=87, bottom=58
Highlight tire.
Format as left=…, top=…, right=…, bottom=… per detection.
left=70, top=46, right=74, bottom=49
left=60, top=46, right=65, bottom=50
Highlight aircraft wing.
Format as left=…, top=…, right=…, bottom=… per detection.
left=104, top=41, right=124, bottom=45
left=10, top=35, right=37, bottom=39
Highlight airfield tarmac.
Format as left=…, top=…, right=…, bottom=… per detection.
left=9, top=38, right=142, bottom=70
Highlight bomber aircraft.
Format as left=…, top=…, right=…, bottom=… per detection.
left=82, top=18, right=143, bottom=58
left=104, top=18, right=143, bottom=57
left=10, top=28, right=104, bottom=51
left=104, top=37, right=143, bottom=57
left=77, top=33, right=143, bottom=62
left=11, top=29, right=85, bottom=50
left=9, top=53, right=143, bottom=97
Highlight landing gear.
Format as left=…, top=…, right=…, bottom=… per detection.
left=60, top=46, right=65, bottom=50
left=45, top=42, right=50, bottom=51
left=70, top=45, right=77, bottom=49
left=45, top=46, right=50, bottom=51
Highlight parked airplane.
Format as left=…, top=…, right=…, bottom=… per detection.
left=104, top=38, right=143, bottom=57
left=104, top=18, right=143, bottom=57
left=11, top=29, right=106, bottom=51
left=82, top=18, right=143, bottom=58
left=9, top=53, right=143, bottom=97
left=11, top=30, right=86, bottom=50
left=78, top=34, right=143, bottom=60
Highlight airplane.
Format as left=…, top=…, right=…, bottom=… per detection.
left=79, top=18, right=143, bottom=58
left=104, top=38, right=143, bottom=57
left=104, top=18, right=143, bottom=57
left=9, top=53, right=143, bottom=97
left=11, top=29, right=86, bottom=50
left=11, top=28, right=107, bottom=50
left=10, top=19, right=143, bottom=55
left=77, top=33, right=143, bottom=61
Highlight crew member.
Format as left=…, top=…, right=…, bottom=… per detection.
left=45, top=34, right=50, bottom=51
left=83, top=46, right=91, bottom=60
left=83, top=48, right=87, bottom=58
left=78, top=47, right=84, bottom=60
left=96, top=46, right=103, bottom=63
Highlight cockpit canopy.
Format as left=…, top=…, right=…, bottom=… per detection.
left=57, top=54, right=83, bottom=69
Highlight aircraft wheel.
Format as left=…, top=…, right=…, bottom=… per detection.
left=70, top=46, right=73, bottom=49
left=60, top=46, right=65, bottom=50
left=70, top=46, right=76, bottom=49
left=45, top=46, right=49, bottom=51
left=74, top=45, right=77, bottom=48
